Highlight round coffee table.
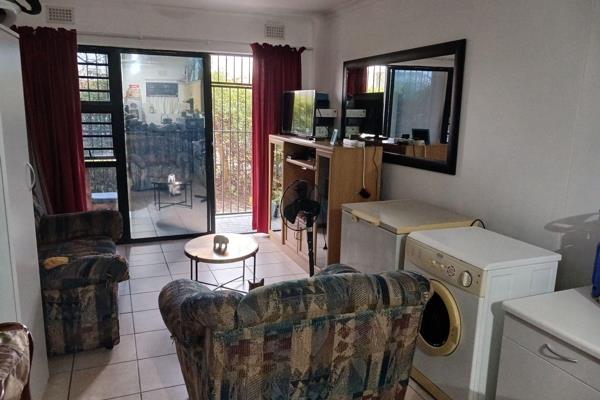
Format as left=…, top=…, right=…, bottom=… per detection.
left=184, top=233, right=259, bottom=292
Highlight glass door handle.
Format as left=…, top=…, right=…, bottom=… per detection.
left=25, top=162, right=36, bottom=190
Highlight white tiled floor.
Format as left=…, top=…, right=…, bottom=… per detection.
left=215, top=213, right=254, bottom=234
left=128, top=187, right=254, bottom=239
left=129, top=190, right=209, bottom=239
left=43, top=233, right=432, bottom=400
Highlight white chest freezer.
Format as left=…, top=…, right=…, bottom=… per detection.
left=340, top=199, right=474, bottom=273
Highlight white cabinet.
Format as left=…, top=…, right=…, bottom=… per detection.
left=0, top=25, right=48, bottom=398
left=0, top=119, right=17, bottom=322
left=497, top=336, right=598, bottom=400
left=497, top=288, right=600, bottom=400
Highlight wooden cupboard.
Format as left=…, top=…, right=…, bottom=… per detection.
left=268, top=134, right=382, bottom=271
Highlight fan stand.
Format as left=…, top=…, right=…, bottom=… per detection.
left=306, top=215, right=316, bottom=276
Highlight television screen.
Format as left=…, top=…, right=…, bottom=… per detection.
left=282, top=90, right=316, bottom=136
left=348, top=92, right=384, bottom=136
left=291, top=90, right=316, bottom=136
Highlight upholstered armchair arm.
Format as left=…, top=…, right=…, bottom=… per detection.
left=319, top=264, right=430, bottom=307
left=159, top=280, right=243, bottom=344
left=0, top=323, right=32, bottom=400
left=38, top=210, right=123, bottom=244
left=159, top=280, right=211, bottom=343
left=381, top=270, right=431, bottom=307
left=39, top=254, right=129, bottom=290
left=317, top=263, right=358, bottom=276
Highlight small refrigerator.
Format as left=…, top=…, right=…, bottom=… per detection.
left=340, top=199, right=474, bottom=273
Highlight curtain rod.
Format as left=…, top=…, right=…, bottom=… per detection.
left=77, top=31, right=314, bottom=51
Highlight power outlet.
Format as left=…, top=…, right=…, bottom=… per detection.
left=346, top=126, right=360, bottom=135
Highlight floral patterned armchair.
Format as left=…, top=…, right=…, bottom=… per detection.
left=34, top=199, right=129, bottom=356
left=159, top=264, right=429, bottom=400
left=126, top=125, right=193, bottom=191
left=0, top=323, right=32, bottom=400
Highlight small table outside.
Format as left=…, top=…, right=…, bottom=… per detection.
left=184, top=233, right=259, bottom=293
left=152, top=181, right=193, bottom=210
left=91, top=192, right=118, bottom=210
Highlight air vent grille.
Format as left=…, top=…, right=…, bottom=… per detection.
left=265, top=23, right=285, bottom=40
left=47, top=7, right=74, bottom=24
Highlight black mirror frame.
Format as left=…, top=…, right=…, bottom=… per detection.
left=341, top=39, right=466, bottom=175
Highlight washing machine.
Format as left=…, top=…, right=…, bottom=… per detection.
left=404, top=227, right=561, bottom=400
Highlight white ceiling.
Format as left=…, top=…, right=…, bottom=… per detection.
left=140, top=0, right=357, bottom=15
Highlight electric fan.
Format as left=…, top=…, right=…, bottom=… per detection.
left=280, top=179, right=321, bottom=276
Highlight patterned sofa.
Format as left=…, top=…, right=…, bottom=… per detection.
left=35, top=206, right=129, bottom=356
left=126, top=123, right=195, bottom=191
left=159, top=264, right=430, bottom=400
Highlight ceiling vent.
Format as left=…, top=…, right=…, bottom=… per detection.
left=46, top=6, right=74, bottom=24
left=265, top=23, right=285, bottom=40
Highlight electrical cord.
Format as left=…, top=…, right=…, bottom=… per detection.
left=372, top=146, right=379, bottom=197
left=471, top=219, right=486, bottom=229
left=358, top=147, right=371, bottom=198
left=362, top=147, right=366, bottom=189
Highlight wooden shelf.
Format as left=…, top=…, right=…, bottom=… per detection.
left=269, top=134, right=383, bottom=269
left=286, top=157, right=316, bottom=171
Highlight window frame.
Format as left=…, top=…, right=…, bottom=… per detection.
left=78, top=48, right=119, bottom=167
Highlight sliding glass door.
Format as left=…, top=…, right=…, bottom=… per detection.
left=78, top=46, right=215, bottom=242
left=121, top=51, right=213, bottom=239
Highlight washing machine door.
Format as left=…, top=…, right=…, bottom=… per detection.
left=418, top=279, right=461, bottom=356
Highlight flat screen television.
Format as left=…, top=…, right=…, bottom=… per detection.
left=282, top=90, right=329, bottom=137
left=346, top=92, right=384, bottom=136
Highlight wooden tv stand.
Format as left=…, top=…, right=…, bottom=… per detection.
left=268, top=134, right=382, bottom=271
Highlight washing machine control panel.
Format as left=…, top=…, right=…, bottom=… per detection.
left=405, top=238, right=485, bottom=297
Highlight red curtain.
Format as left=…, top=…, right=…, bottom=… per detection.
left=15, top=26, right=87, bottom=213
left=251, top=43, right=304, bottom=233
left=346, top=67, right=367, bottom=96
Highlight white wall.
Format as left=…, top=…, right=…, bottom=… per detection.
left=16, top=0, right=600, bottom=290
left=316, top=0, right=600, bottom=290
left=15, top=0, right=316, bottom=88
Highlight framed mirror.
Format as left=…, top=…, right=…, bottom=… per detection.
left=341, top=39, right=466, bottom=174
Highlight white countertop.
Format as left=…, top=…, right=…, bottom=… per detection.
left=341, top=199, right=473, bottom=234
left=503, top=286, right=600, bottom=360
left=409, top=227, right=561, bottom=270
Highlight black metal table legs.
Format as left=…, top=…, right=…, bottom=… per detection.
left=188, top=254, right=257, bottom=293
